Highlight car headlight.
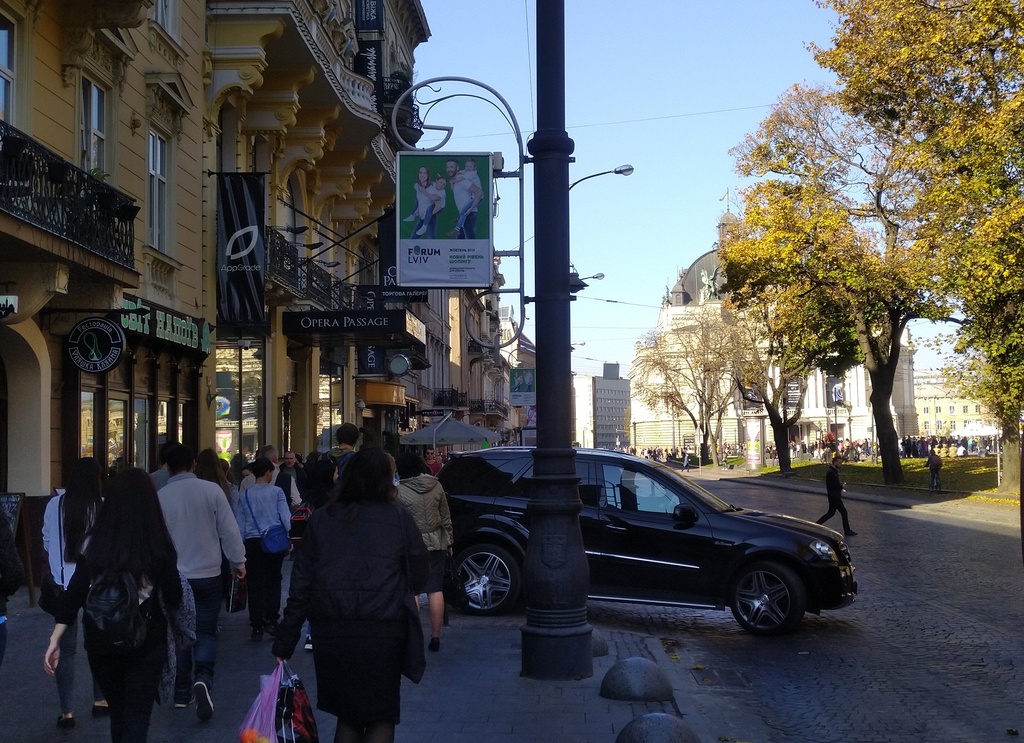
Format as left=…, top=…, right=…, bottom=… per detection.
left=809, top=539, right=838, bottom=561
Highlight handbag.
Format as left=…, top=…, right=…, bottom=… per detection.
left=226, top=574, right=248, bottom=614
left=442, top=554, right=469, bottom=609
left=39, top=571, right=63, bottom=616
left=39, top=495, right=66, bottom=616
left=402, top=596, right=425, bottom=684
left=289, top=505, right=313, bottom=542
left=244, top=490, right=291, bottom=554
left=276, top=661, right=319, bottom=743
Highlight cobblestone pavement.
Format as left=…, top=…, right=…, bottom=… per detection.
left=588, top=478, right=1023, bottom=743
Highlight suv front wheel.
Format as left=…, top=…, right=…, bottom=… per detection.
left=455, top=544, right=521, bottom=615
left=729, top=561, right=807, bottom=636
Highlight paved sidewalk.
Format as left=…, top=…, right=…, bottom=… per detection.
left=3, top=570, right=759, bottom=743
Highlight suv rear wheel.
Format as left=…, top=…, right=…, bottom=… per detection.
left=455, top=544, right=521, bottom=615
left=729, top=561, right=807, bottom=636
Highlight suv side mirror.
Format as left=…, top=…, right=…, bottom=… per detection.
left=672, top=504, right=698, bottom=526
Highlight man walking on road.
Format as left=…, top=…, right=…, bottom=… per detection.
left=816, top=454, right=857, bottom=536
left=158, top=444, right=247, bottom=721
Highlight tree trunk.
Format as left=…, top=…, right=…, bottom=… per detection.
left=867, top=368, right=905, bottom=485
left=1000, top=422, right=1020, bottom=495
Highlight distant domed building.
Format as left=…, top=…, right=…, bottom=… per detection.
left=630, top=212, right=919, bottom=463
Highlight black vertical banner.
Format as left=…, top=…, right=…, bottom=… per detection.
left=216, top=173, right=267, bottom=325
left=378, top=215, right=397, bottom=288
left=354, top=39, right=383, bottom=110
left=354, top=0, right=385, bottom=32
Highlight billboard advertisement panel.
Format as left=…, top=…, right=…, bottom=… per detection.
left=396, top=152, right=493, bottom=287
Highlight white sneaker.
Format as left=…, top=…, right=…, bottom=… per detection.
left=403, top=214, right=417, bottom=222
left=304, top=635, right=313, bottom=651
left=414, top=224, right=428, bottom=236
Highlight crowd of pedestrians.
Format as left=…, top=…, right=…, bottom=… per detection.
left=0, top=420, right=457, bottom=743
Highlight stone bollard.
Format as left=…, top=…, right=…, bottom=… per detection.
left=599, top=657, right=673, bottom=701
left=592, top=628, right=609, bottom=657
left=615, top=713, right=703, bottom=743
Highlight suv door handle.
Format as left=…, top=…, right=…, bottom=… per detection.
left=504, top=509, right=525, bottom=517
left=605, top=524, right=627, bottom=532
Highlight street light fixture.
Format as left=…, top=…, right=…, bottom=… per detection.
left=568, top=163, right=634, bottom=191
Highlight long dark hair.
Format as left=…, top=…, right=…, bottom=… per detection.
left=84, top=468, right=178, bottom=582
left=331, top=448, right=396, bottom=507
left=62, top=457, right=103, bottom=563
left=195, top=448, right=231, bottom=502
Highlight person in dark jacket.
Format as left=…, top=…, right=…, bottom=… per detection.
left=273, top=447, right=428, bottom=743
left=0, top=511, right=25, bottom=670
left=816, top=455, right=857, bottom=536
left=44, top=468, right=184, bottom=743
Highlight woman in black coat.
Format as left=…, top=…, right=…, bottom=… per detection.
left=273, top=448, right=428, bottom=743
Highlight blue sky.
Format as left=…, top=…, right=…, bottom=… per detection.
left=413, top=0, right=948, bottom=373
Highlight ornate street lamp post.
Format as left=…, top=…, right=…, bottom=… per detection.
left=521, top=0, right=593, bottom=680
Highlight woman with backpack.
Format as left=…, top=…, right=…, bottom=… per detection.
left=44, top=468, right=186, bottom=743
left=41, top=456, right=108, bottom=727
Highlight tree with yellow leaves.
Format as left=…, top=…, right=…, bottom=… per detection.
left=815, top=0, right=1023, bottom=491
left=724, top=84, right=955, bottom=484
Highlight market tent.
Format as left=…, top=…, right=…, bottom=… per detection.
left=950, top=424, right=1000, bottom=438
left=400, top=416, right=498, bottom=446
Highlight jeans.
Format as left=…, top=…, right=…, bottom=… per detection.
left=456, top=209, right=477, bottom=239
left=175, top=576, right=221, bottom=696
left=89, top=640, right=164, bottom=743
left=929, top=469, right=941, bottom=490
left=244, top=538, right=286, bottom=630
left=56, top=620, right=105, bottom=713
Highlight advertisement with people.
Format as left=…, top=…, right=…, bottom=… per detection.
left=396, top=152, right=493, bottom=287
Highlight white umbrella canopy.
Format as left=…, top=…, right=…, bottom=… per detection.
left=950, top=424, right=1000, bottom=438
left=400, top=417, right=499, bottom=446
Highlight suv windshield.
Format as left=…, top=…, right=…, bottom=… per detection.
left=632, top=458, right=738, bottom=513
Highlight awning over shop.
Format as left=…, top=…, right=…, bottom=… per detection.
left=281, top=309, right=426, bottom=348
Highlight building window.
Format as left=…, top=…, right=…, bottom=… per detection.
left=923, top=406, right=929, bottom=414
left=923, top=421, right=929, bottom=431
left=949, top=405, right=955, bottom=416
left=152, top=0, right=178, bottom=36
left=974, top=405, right=981, bottom=413
left=80, top=78, right=107, bottom=173
left=962, top=405, right=968, bottom=414
left=0, top=16, right=14, bottom=122
left=147, top=131, right=168, bottom=251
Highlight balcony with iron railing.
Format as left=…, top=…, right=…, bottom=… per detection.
left=381, top=73, right=423, bottom=147
left=433, top=388, right=468, bottom=408
left=470, top=398, right=509, bottom=418
left=0, top=121, right=137, bottom=269
left=265, top=227, right=356, bottom=310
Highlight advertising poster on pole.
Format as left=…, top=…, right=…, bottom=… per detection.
left=396, top=152, right=493, bottom=288
left=509, top=368, right=536, bottom=407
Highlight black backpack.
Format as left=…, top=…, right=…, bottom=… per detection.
left=84, top=570, right=149, bottom=652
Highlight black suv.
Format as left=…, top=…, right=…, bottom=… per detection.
left=439, top=448, right=857, bottom=635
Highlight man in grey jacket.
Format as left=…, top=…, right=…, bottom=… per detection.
left=158, top=444, right=246, bottom=721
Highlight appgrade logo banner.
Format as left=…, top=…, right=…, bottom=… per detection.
left=396, top=151, right=493, bottom=288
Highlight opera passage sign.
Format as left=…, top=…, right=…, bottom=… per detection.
left=395, top=152, right=494, bottom=288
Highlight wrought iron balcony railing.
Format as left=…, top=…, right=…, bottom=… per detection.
left=265, top=227, right=355, bottom=310
left=0, top=121, right=137, bottom=269
left=381, top=74, right=423, bottom=146
left=470, top=399, right=509, bottom=418
left=433, top=388, right=468, bottom=408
